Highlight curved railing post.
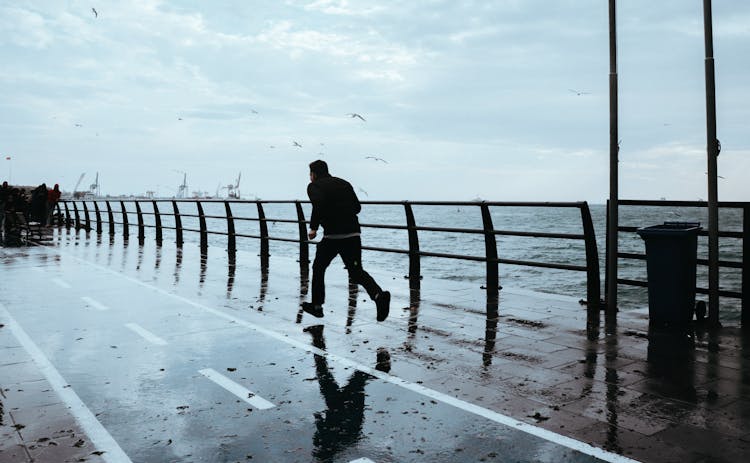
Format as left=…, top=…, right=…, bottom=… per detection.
left=153, top=201, right=163, bottom=246
left=257, top=202, right=269, bottom=267
left=225, top=201, right=236, bottom=256
left=742, top=205, right=749, bottom=329
left=63, top=202, right=71, bottom=228
left=105, top=201, right=115, bottom=237
left=295, top=201, right=309, bottom=267
left=197, top=201, right=208, bottom=253
left=54, top=203, right=62, bottom=227
left=480, top=203, right=500, bottom=302
left=93, top=202, right=102, bottom=234
left=404, top=202, right=421, bottom=290
left=135, top=201, right=145, bottom=244
left=82, top=202, right=91, bottom=231
left=580, top=202, right=602, bottom=339
left=172, top=201, right=183, bottom=248
left=120, top=201, right=129, bottom=240
left=73, top=202, right=81, bottom=230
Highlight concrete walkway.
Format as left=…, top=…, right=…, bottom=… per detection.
left=1, top=229, right=748, bottom=462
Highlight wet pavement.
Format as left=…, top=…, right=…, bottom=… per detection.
left=1, top=229, right=749, bottom=462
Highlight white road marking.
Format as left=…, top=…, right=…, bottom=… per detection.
left=81, top=296, right=109, bottom=311
left=60, top=250, right=642, bottom=463
left=0, top=305, right=133, bottom=463
left=52, top=277, right=71, bottom=289
left=124, top=323, right=168, bottom=346
left=198, top=368, right=275, bottom=410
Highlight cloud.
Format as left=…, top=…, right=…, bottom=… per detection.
left=301, top=0, right=384, bottom=16
left=0, top=6, right=54, bottom=49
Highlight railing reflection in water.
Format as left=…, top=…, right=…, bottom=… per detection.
left=59, top=198, right=603, bottom=337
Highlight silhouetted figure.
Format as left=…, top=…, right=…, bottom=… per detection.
left=304, top=325, right=390, bottom=462
left=29, top=183, right=47, bottom=223
left=46, top=183, right=61, bottom=226
left=301, top=160, right=390, bottom=321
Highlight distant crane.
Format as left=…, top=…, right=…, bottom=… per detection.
left=89, top=172, right=100, bottom=197
left=72, top=173, right=86, bottom=199
left=173, top=170, right=188, bottom=199
left=222, top=172, right=241, bottom=199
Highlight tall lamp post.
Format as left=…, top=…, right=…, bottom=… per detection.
left=606, top=0, right=619, bottom=333
left=703, top=0, right=720, bottom=327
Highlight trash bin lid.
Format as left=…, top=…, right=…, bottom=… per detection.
left=637, top=221, right=701, bottom=237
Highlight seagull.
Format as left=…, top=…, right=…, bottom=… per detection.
left=347, top=113, right=366, bottom=122
left=365, top=156, right=387, bottom=163
left=177, top=117, right=182, bottom=121
left=357, top=187, right=369, bottom=197
left=74, top=123, right=83, bottom=127
left=705, top=172, right=725, bottom=179
left=292, top=141, right=302, bottom=148
left=250, top=109, right=258, bottom=114
left=91, top=7, right=98, bottom=18
left=269, top=145, right=275, bottom=149
left=568, top=89, right=590, bottom=96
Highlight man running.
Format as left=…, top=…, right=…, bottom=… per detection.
left=301, top=160, right=390, bottom=321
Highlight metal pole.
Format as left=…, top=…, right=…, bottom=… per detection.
left=606, top=0, right=619, bottom=333
left=703, top=0, right=721, bottom=327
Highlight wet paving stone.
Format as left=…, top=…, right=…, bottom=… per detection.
left=2, top=235, right=750, bottom=462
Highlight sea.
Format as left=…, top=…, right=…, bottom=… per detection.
left=121, top=201, right=744, bottom=323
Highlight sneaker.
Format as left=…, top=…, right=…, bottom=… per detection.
left=301, top=302, right=324, bottom=318
left=375, top=291, right=390, bottom=322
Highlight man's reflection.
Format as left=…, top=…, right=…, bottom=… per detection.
left=304, top=325, right=390, bottom=462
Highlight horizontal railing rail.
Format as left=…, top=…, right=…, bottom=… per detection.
left=609, top=199, right=748, bottom=325
left=58, top=198, right=603, bottom=337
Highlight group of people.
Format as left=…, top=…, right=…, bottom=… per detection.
left=0, top=181, right=61, bottom=245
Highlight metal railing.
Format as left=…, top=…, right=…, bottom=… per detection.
left=608, top=199, right=748, bottom=326
left=59, top=198, right=602, bottom=335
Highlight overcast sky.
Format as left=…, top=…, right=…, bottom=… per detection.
left=1, top=0, right=748, bottom=202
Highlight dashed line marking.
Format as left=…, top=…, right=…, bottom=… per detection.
left=52, top=278, right=71, bottom=289
left=81, top=296, right=109, bottom=311
left=59, top=248, right=642, bottom=463
left=0, top=305, right=133, bottom=463
left=198, top=368, right=275, bottom=410
left=124, top=323, right=168, bottom=346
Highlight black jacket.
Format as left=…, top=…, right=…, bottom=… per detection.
left=307, top=175, right=361, bottom=235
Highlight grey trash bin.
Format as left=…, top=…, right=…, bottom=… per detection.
left=636, top=222, right=702, bottom=330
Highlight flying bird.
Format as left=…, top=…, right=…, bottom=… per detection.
left=365, top=156, right=387, bottom=163
left=91, top=8, right=98, bottom=18
left=292, top=141, right=302, bottom=148
left=357, top=187, right=369, bottom=197
left=74, top=123, right=83, bottom=127
left=250, top=109, right=258, bottom=114
left=347, top=113, right=366, bottom=122
left=705, top=172, right=725, bottom=179
left=269, top=145, right=275, bottom=149
left=568, top=88, right=590, bottom=96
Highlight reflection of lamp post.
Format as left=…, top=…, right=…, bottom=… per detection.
left=4, top=156, right=10, bottom=183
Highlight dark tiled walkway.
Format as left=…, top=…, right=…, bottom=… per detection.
left=1, top=230, right=749, bottom=462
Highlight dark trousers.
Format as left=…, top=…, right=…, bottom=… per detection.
left=312, top=236, right=382, bottom=306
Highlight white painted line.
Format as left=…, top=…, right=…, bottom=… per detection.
left=198, top=368, right=275, bottom=410
left=125, top=323, right=167, bottom=346
left=81, top=296, right=109, bottom=311
left=52, top=277, right=71, bottom=289
left=0, top=304, right=133, bottom=463
left=349, top=459, right=376, bottom=463
left=124, top=323, right=167, bottom=346
left=60, top=250, right=642, bottom=463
